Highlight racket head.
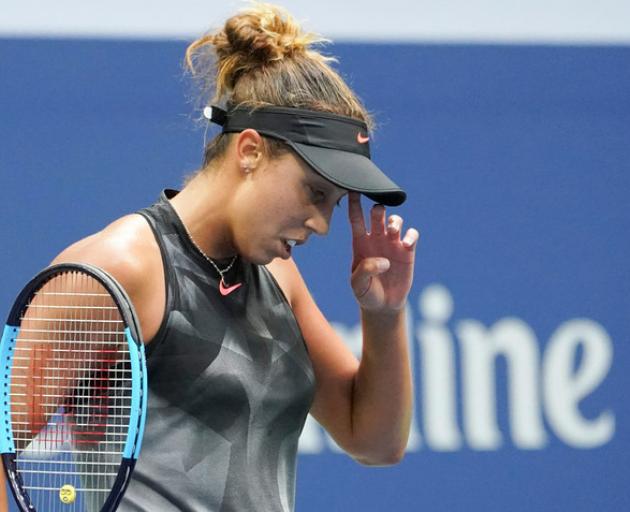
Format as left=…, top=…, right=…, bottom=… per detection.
left=0, top=263, right=147, bottom=512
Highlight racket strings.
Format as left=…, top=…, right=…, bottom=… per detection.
left=10, top=271, right=134, bottom=511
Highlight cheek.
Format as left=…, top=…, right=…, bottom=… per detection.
left=250, top=189, right=304, bottom=226
left=233, top=176, right=307, bottom=244
left=243, top=196, right=283, bottom=229
left=230, top=199, right=281, bottom=257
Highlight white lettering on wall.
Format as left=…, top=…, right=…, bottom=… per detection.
left=298, top=284, right=615, bottom=454
left=543, top=319, right=615, bottom=448
left=417, top=284, right=463, bottom=451
left=457, top=317, right=547, bottom=450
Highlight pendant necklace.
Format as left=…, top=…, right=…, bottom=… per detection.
left=179, top=219, right=243, bottom=296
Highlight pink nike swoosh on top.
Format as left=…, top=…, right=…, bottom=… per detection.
left=219, top=279, right=243, bottom=296
left=357, top=132, right=369, bottom=144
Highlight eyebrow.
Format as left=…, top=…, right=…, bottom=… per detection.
left=309, top=173, right=346, bottom=197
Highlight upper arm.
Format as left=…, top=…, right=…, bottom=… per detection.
left=10, top=216, right=159, bottom=448
left=51, top=215, right=148, bottom=295
left=266, top=258, right=360, bottom=452
left=50, top=214, right=165, bottom=343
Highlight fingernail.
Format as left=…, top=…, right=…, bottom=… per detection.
left=376, top=259, right=390, bottom=271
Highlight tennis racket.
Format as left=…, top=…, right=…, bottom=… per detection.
left=0, top=263, right=148, bottom=512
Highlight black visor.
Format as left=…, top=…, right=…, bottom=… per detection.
left=205, top=105, right=406, bottom=206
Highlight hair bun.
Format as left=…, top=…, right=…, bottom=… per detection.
left=220, top=3, right=318, bottom=63
left=185, top=1, right=372, bottom=137
left=186, top=2, right=327, bottom=101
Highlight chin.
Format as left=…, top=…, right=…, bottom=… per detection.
left=240, top=249, right=274, bottom=266
left=249, top=255, right=274, bottom=266
left=237, top=239, right=284, bottom=266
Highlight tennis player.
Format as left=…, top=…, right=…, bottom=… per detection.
left=2, top=2, right=418, bottom=511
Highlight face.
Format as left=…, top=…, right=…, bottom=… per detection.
left=230, top=150, right=347, bottom=264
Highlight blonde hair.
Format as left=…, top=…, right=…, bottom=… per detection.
left=184, top=2, right=374, bottom=167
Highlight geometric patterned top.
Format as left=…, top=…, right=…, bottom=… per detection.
left=118, top=189, right=315, bottom=511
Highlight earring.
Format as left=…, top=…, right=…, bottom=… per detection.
left=241, top=163, right=251, bottom=173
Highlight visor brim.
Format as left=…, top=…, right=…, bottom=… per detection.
left=288, top=142, right=407, bottom=206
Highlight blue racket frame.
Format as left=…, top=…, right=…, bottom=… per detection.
left=0, top=263, right=148, bottom=512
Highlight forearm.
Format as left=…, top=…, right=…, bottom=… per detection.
left=350, top=307, right=413, bottom=465
left=1, top=468, right=8, bottom=511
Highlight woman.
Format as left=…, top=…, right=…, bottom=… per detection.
left=3, top=3, right=419, bottom=511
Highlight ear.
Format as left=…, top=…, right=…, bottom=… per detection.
left=234, top=129, right=264, bottom=173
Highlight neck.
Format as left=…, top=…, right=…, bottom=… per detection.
left=169, top=170, right=237, bottom=260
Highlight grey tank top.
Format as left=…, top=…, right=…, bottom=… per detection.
left=119, top=189, right=316, bottom=512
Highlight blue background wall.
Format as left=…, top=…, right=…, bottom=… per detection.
left=1, top=39, right=629, bottom=510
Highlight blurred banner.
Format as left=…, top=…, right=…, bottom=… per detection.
left=1, top=15, right=629, bottom=512
left=2, top=0, right=630, bottom=43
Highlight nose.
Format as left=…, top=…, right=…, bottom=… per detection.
left=304, top=206, right=331, bottom=236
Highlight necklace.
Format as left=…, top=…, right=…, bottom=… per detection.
left=178, top=218, right=243, bottom=296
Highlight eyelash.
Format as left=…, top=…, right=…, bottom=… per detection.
left=308, top=186, right=342, bottom=207
left=309, top=186, right=325, bottom=203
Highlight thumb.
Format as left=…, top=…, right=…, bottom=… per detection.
left=351, top=258, right=390, bottom=298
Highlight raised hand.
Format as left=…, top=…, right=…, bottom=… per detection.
left=348, top=192, right=419, bottom=312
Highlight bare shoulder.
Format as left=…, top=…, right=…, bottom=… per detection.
left=51, top=213, right=166, bottom=343
left=265, top=257, right=306, bottom=308
left=51, top=213, right=161, bottom=300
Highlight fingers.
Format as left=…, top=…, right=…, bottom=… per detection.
left=402, top=228, right=420, bottom=249
left=351, top=257, right=390, bottom=297
left=386, top=214, right=403, bottom=240
left=349, top=194, right=419, bottom=249
left=370, top=204, right=386, bottom=236
left=348, top=194, right=389, bottom=237
left=384, top=211, right=420, bottom=250
left=348, top=192, right=366, bottom=238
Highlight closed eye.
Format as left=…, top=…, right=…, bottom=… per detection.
left=307, top=183, right=346, bottom=208
left=308, top=185, right=326, bottom=204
